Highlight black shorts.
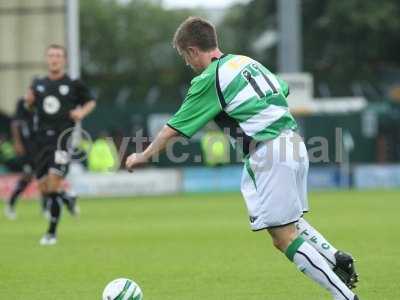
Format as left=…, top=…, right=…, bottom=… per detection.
left=18, top=139, right=38, bottom=175
left=34, top=146, right=70, bottom=180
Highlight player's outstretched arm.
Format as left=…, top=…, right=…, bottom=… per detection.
left=125, top=125, right=179, bottom=171
left=70, top=100, right=96, bottom=122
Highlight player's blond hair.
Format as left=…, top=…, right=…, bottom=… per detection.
left=46, top=44, right=67, bottom=57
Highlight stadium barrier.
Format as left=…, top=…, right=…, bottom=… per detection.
left=0, top=175, right=70, bottom=199
left=68, top=168, right=182, bottom=197
left=1, top=164, right=399, bottom=199
left=308, top=166, right=341, bottom=189
left=182, top=166, right=242, bottom=193
left=182, top=165, right=342, bottom=192
left=0, top=175, right=40, bottom=199
left=354, top=164, right=400, bottom=189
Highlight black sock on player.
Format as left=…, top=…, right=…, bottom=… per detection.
left=47, top=192, right=62, bottom=236
left=8, top=177, right=31, bottom=207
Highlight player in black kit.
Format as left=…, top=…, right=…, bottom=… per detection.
left=27, top=44, right=96, bottom=245
left=5, top=91, right=80, bottom=220
left=4, top=91, right=41, bottom=220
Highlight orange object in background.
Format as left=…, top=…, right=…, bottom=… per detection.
left=0, top=175, right=69, bottom=200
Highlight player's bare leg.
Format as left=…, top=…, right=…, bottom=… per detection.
left=296, top=218, right=359, bottom=289
left=268, top=224, right=359, bottom=300
left=41, top=175, right=78, bottom=216
left=38, top=177, right=48, bottom=197
left=37, top=177, right=51, bottom=219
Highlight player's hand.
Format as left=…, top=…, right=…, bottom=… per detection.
left=70, top=108, right=85, bottom=121
left=25, top=88, right=35, bottom=106
left=125, top=152, right=148, bottom=172
left=14, top=142, right=25, bottom=156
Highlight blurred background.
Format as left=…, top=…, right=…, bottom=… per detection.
left=1, top=0, right=400, bottom=197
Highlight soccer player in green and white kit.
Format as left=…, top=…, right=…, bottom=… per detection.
left=126, top=17, right=360, bottom=300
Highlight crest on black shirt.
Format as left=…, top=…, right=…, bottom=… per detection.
left=59, top=85, right=69, bottom=95
left=37, top=85, right=45, bottom=93
left=43, top=96, right=61, bottom=114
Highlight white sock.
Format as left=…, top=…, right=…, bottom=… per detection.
left=286, top=237, right=355, bottom=300
left=296, top=218, right=338, bottom=267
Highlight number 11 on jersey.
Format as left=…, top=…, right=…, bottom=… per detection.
left=241, top=63, right=281, bottom=99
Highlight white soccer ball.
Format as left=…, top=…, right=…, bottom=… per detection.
left=102, top=278, right=143, bottom=300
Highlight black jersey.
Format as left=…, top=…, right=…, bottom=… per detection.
left=31, top=74, right=94, bottom=142
left=13, top=98, right=36, bottom=147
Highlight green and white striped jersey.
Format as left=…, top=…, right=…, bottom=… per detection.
left=167, top=54, right=297, bottom=155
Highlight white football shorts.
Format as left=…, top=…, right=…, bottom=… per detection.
left=241, top=130, right=309, bottom=231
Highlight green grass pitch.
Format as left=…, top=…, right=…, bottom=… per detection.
left=1, top=190, right=399, bottom=299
